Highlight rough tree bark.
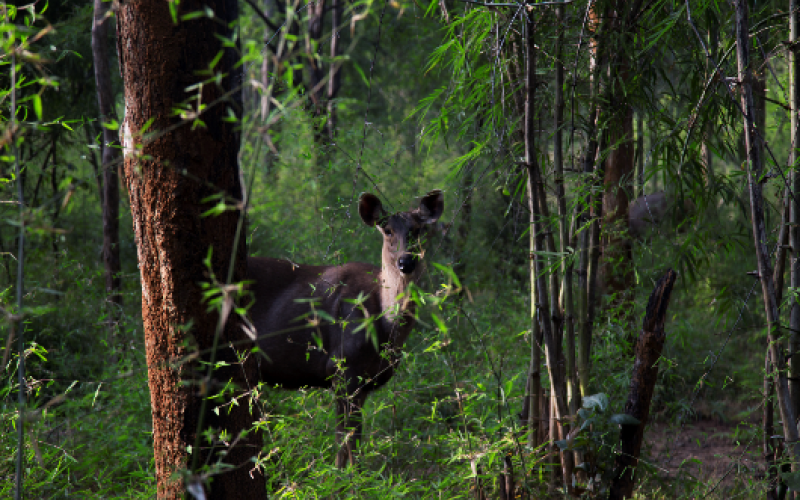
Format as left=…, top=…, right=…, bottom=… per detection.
left=608, top=269, right=677, bottom=499
left=734, top=0, right=800, bottom=464
left=92, top=0, right=122, bottom=336
left=117, top=1, right=265, bottom=497
left=600, top=7, right=635, bottom=312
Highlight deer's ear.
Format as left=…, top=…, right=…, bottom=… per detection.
left=418, top=189, right=444, bottom=224
left=359, top=193, right=386, bottom=227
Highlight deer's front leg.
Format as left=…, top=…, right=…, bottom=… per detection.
left=335, top=388, right=367, bottom=468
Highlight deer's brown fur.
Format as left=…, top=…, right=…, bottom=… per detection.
left=248, top=190, right=443, bottom=467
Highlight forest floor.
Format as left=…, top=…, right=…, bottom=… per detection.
left=644, top=419, right=765, bottom=488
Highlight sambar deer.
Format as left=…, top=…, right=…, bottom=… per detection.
left=248, top=190, right=444, bottom=467
left=628, top=190, right=696, bottom=238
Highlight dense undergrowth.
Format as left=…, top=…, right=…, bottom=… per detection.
left=1, top=0, right=792, bottom=498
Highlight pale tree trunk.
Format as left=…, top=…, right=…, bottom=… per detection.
left=326, top=0, right=342, bottom=140
left=92, top=0, right=122, bottom=342
left=307, top=0, right=327, bottom=137
left=524, top=12, right=573, bottom=492
left=527, top=295, right=542, bottom=449
left=584, top=137, right=603, bottom=387
left=734, top=0, right=800, bottom=464
left=117, top=1, right=265, bottom=497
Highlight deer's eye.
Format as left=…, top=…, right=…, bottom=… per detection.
left=384, top=228, right=392, bottom=236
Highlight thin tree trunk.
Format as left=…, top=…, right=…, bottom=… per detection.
left=527, top=309, right=542, bottom=448
left=608, top=269, right=677, bottom=499
left=789, top=0, right=800, bottom=434
left=118, top=1, right=265, bottom=497
left=772, top=192, right=790, bottom=499
left=260, top=0, right=275, bottom=122
left=307, top=0, right=327, bottom=107
left=50, top=136, right=61, bottom=229
left=326, top=0, right=342, bottom=140
left=554, top=0, right=578, bottom=418
left=524, top=13, right=573, bottom=492
left=11, top=49, right=27, bottom=500
left=471, top=460, right=486, bottom=500
left=776, top=191, right=791, bottom=309
left=702, top=17, right=718, bottom=190
left=527, top=201, right=543, bottom=448
left=499, top=453, right=515, bottom=500
left=578, top=1, right=607, bottom=398
left=765, top=348, right=779, bottom=500
left=752, top=71, right=778, bottom=498
left=92, top=0, right=122, bottom=338
left=577, top=117, right=598, bottom=398
left=580, top=133, right=604, bottom=399
left=636, top=112, right=644, bottom=197
left=701, top=132, right=713, bottom=187
left=734, top=0, right=800, bottom=462
left=30, top=139, right=55, bottom=208
left=83, top=124, right=104, bottom=204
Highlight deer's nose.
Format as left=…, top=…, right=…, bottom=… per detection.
left=398, top=254, right=417, bottom=274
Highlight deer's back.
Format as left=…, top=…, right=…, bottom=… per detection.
left=247, top=256, right=384, bottom=389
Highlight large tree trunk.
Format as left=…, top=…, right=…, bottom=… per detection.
left=92, top=0, right=122, bottom=339
left=600, top=85, right=634, bottom=310
left=117, top=1, right=265, bottom=498
left=734, top=0, right=800, bottom=463
left=598, top=2, right=642, bottom=351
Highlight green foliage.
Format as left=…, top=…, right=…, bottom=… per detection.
left=3, top=0, right=800, bottom=497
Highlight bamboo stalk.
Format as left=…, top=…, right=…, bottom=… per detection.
left=734, top=0, right=800, bottom=462
left=789, top=0, right=800, bottom=430
left=553, top=0, right=578, bottom=418
left=524, top=12, right=573, bottom=492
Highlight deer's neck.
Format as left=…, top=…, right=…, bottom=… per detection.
left=379, top=265, right=415, bottom=336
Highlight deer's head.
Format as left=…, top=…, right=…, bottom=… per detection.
left=359, top=190, right=444, bottom=278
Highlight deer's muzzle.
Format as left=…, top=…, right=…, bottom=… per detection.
left=398, top=254, right=417, bottom=274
